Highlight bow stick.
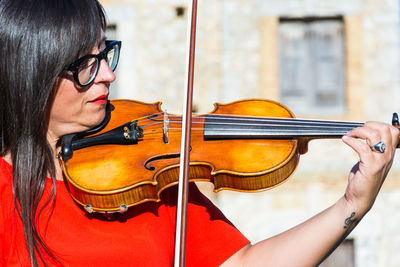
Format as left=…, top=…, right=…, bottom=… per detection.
left=174, top=0, right=198, bottom=266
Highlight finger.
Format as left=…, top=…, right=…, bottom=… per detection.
left=342, top=125, right=387, bottom=168
left=367, top=122, right=400, bottom=155
left=343, top=134, right=389, bottom=192
left=371, top=141, right=386, bottom=153
left=342, top=135, right=374, bottom=162
left=363, top=121, right=398, bottom=144
left=346, top=122, right=398, bottom=153
left=345, top=125, right=381, bottom=151
left=387, top=124, right=400, bottom=149
left=343, top=122, right=397, bottom=178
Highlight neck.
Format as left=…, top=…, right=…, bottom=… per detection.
left=47, top=133, right=65, bottom=181
left=2, top=153, right=12, bottom=165
left=203, top=115, right=363, bottom=140
left=2, top=150, right=64, bottom=181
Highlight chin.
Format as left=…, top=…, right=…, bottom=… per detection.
left=89, top=109, right=107, bottom=128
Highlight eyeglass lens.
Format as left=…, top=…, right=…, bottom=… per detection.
left=78, top=57, right=98, bottom=86
left=78, top=44, right=119, bottom=86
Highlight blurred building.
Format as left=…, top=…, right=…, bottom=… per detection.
left=100, top=0, right=400, bottom=266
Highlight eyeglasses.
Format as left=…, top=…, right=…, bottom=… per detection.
left=65, top=40, right=121, bottom=87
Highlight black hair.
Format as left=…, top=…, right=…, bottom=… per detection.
left=0, top=0, right=106, bottom=265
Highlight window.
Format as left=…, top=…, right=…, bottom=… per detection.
left=279, top=17, right=345, bottom=115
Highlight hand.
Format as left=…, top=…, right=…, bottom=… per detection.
left=342, top=121, right=399, bottom=214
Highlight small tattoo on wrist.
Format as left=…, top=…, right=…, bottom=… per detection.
left=344, top=212, right=356, bottom=229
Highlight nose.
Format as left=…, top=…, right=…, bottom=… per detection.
left=94, top=59, right=116, bottom=84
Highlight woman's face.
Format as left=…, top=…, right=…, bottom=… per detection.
left=47, top=32, right=116, bottom=142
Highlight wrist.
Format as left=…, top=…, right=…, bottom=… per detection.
left=336, top=196, right=368, bottom=231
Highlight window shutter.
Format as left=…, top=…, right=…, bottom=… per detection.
left=311, top=21, right=345, bottom=109
left=279, top=18, right=345, bottom=115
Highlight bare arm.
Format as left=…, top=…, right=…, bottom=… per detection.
left=222, top=121, right=399, bottom=267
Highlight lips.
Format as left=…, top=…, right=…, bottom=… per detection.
left=89, top=94, right=108, bottom=104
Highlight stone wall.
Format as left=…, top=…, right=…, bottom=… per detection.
left=101, top=0, right=400, bottom=266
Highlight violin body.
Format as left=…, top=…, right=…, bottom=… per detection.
left=61, top=99, right=302, bottom=213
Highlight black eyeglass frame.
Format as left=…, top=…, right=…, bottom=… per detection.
left=64, top=40, right=122, bottom=87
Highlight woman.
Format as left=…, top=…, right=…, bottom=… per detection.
left=0, top=0, right=398, bottom=266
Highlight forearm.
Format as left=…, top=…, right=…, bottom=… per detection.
left=223, top=196, right=364, bottom=267
left=223, top=122, right=399, bottom=266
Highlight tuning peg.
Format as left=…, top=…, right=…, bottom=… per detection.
left=392, top=113, right=399, bottom=126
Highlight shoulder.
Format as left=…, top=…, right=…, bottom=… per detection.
left=0, top=156, right=14, bottom=214
left=0, top=157, right=12, bottom=190
left=0, top=156, right=14, bottom=227
left=0, top=157, right=12, bottom=191
left=0, top=157, right=16, bottom=258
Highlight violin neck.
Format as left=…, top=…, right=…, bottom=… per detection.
left=203, top=115, right=363, bottom=140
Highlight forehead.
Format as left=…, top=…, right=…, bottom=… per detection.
left=90, top=31, right=107, bottom=53
left=98, top=30, right=107, bottom=44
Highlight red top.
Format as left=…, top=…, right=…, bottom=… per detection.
left=0, top=157, right=249, bottom=266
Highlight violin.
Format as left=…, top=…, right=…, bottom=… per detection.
left=59, top=98, right=397, bottom=214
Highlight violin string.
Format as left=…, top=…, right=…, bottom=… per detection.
left=145, top=127, right=356, bottom=131
left=133, top=112, right=364, bottom=138
left=135, top=113, right=362, bottom=128
left=133, top=112, right=165, bottom=123
left=133, top=110, right=361, bottom=125
left=139, top=119, right=361, bottom=132
left=150, top=113, right=362, bottom=126
left=142, top=128, right=353, bottom=135
left=139, top=118, right=361, bottom=127
left=141, top=125, right=356, bottom=137
left=140, top=121, right=164, bottom=128
left=208, top=116, right=362, bottom=127
left=142, top=128, right=206, bottom=135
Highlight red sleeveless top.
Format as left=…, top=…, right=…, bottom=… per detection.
left=0, top=157, right=249, bottom=266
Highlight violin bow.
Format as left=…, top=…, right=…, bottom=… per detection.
left=174, top=0, right=198, bottom=266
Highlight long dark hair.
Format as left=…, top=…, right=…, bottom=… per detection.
left=0, top=0, right=106, bottom=265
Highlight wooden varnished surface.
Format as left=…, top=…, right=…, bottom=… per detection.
left=62, top=99, right=300, bottom=211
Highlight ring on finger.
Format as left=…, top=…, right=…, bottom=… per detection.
left=372, top=141, right=386, bottom=153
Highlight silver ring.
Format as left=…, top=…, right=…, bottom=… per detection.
left=372, top=141, right=386, bottom=153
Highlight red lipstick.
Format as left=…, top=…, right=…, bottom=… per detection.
left=89, top=94, right=108, bottom=105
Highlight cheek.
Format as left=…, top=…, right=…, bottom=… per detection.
left=49, top=78, right=107, bottom=135
left=52, top=81, right=85, bottom=119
